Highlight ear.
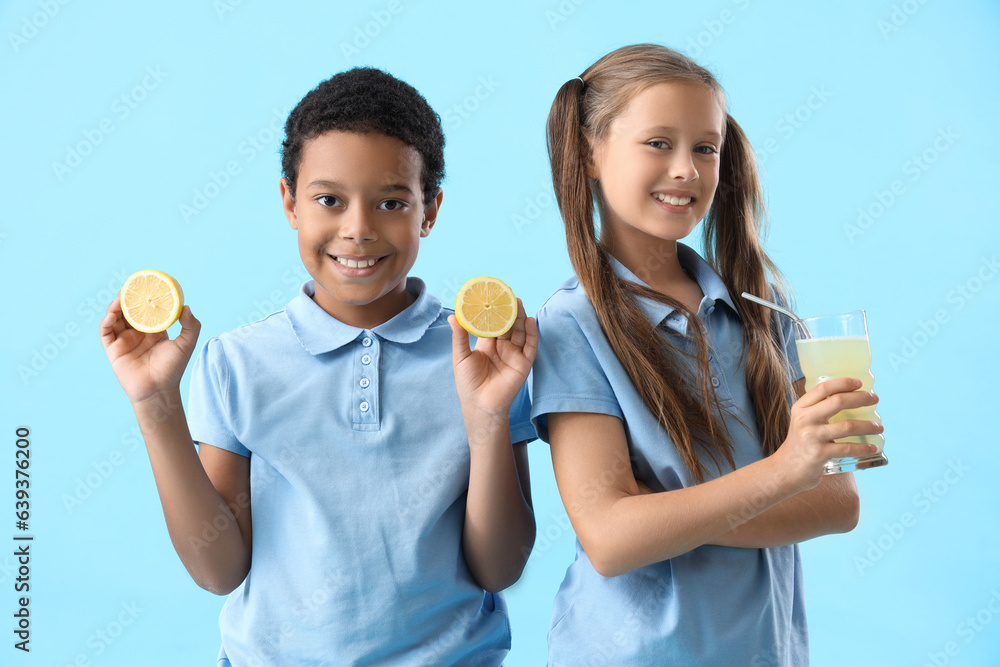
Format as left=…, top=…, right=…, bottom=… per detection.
left=419, top=188, right=443, bottom=238
left=280, top=178, right=298, bottom=230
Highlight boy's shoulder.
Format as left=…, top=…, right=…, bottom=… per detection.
left=219, top=308, right=290, bottom=342
left=205, top=308, right=293, bottom=360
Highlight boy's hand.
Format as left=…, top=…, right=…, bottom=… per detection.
left=100, top=295, right=201, bottom=405
left=449, top=298, right=537, bottom=420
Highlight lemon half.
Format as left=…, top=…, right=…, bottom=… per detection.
left=120, top=270, right=184, bottom=333
left=454, top=276, right=518, bottom=338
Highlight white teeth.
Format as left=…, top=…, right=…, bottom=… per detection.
left=336, top=257, right=378, bottom=268
left=655, top=194, right=692, bottom=206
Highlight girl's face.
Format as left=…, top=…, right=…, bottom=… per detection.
left=589, top=82, right=725, bottom=255
left=280, top=130, right=440, bottom=328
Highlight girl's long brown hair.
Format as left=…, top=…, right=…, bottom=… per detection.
left=546, top=44, right=793, bottom=482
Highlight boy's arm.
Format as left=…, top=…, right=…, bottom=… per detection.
left=101, top=297, right=252, bottom=594
left=463, top=422, right=535, bottom=593
left=134, top=392, right=252, bottom=594
left=449, top=301, right=537, bottom=593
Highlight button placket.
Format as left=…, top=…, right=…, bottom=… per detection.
left=352, top=331, right=380, bottom=429
left=706, top=347, right=732, bottom=401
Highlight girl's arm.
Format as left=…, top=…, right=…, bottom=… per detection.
left=705, top=473, right=859, bottom=548
left=705, top=379, right=861, bottom=548
left=449, top=301, right=537, bottom=593
left=101, top=297, right=252, bottom=595
left=547, top=378, right=881, bottom=578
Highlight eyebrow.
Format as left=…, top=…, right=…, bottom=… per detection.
left=642, top=126, right=722, bottom=140
left=305, top=180, right=416, bottom=195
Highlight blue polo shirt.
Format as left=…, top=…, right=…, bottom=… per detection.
left=187, top=277, right=535, bottom=666
left=530, top=243, right=808, bottom=666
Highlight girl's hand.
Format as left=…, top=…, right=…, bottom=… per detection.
left=100, top=295, right=201, bottom=405
left=772, top=377, right=883, bottom=492
left=449, top=298, right=538, bottom=420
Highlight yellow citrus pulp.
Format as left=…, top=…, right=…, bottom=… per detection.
left=119, top=270, right=184, bottom=333
left=454, top=276, right=518, bottom=338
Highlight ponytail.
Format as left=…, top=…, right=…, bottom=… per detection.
left=705, top=115, right=793, bottom=456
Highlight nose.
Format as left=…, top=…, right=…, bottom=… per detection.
left=338, top=207, right=378, bottom=242
left=667, top=150, right=698, bottom=182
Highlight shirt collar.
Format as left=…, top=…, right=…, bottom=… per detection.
left=606, top=242, right=739, bottom=328
left=286, top=277, right=442, bottom=355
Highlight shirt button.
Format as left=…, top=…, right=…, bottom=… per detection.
left=359, top=401, right=370, bottom=412
left=707, top=306, right=715, bottom=315
left=359, top=377, right=370, bottom=388
left=361, top=354, right=372, bottom=365
left=711, top=376, right=720, bottom=388
left=362, top=337, right=373, bottom=347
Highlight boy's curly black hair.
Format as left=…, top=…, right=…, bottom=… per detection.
left=280, top=67, right=445, bottom=206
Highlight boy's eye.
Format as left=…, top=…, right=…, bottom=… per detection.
left=317, top=195, right=342, bottom=207
left=378, top=200, right=407, bottom=211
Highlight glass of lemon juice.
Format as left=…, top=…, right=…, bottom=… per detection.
left=794, top=311, right=888, bottom=474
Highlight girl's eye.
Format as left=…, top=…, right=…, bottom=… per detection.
left=695, top=145, right=718, bottom=155
left=317, top=195, right=341, bottom=207
left=378, top=200, right=406, bottom=211
left=647, top=140, right=669, bottom=150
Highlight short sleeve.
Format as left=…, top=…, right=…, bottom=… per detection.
left=187, top=337, right=250, bottom=457
left=530, top=300, right=623, bottom=443
left=507, top=381, right=537, bottom=444
left=770, top=284, right=804, bottom=382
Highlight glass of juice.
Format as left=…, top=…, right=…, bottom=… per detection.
left=794, top=310, right=888, bottom=474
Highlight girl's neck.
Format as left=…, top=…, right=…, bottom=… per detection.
left=600, top=233, right=697, bottom=299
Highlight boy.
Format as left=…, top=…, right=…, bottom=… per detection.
left=100, top=68, right=536, bottom=665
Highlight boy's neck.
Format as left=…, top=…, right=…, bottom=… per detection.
left=311, top=280, right=417, bottom=330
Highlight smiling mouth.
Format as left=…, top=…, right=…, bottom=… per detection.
left=653, top=193, right=694, bottom=206
left=330, top=255, right=384, bottom=269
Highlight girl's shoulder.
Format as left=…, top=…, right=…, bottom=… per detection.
left=537, top=275, right=591, bottom=317
left=535, top=275, right=605, bottom=344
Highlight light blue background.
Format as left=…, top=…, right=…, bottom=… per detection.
left=3, top=0, right=998, bottom=665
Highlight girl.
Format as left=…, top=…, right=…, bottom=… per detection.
left=530, top=44, right=882, bottom=665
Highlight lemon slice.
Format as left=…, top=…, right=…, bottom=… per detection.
left=455, top=276, right=518, bottom=338
left=120, top=270, right=184, bottom=333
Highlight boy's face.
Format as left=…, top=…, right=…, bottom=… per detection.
left=281, top=131, right=441, bottom=328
